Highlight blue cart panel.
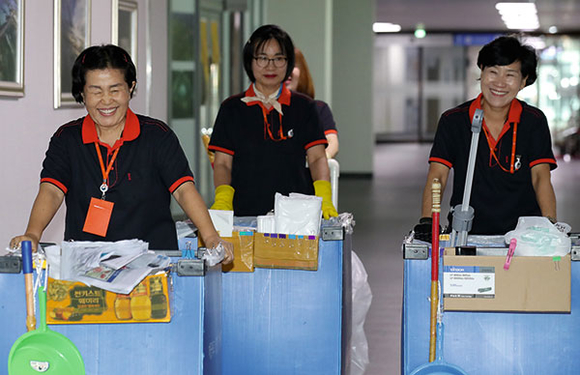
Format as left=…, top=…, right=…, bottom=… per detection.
left=402, top=256, right=580, bottom=374
left=221, top=237, right=351, bottom=375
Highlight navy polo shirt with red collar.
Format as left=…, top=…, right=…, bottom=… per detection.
left=40, top=109, right=194, bottom=249
left=208, top=84, right=327, bottom=216
left=429, top=94, right=557, bottom=235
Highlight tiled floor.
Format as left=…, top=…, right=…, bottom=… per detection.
left=338, top=143, right=580, bottom=375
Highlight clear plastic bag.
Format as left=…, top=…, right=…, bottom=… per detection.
left=504, top=216, right=571, bottom=256
left=350, top=251, right=372, bottom=375
left=274, top=192, right=322, bottom=236
left=201, top=242, right=225, bottom=267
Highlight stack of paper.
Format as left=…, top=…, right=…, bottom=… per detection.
left=57, top=239, right=170, bottom=294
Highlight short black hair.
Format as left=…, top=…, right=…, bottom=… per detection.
left=477, top=35, right=537, bottom=87
left=72, top=44, right=137, bottom=103
left=242, top=24, right=295, bottom=83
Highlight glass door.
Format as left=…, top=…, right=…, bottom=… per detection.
left=197, top=2, right=223, bottom=203
left=168, top=0, right=198, bottom=218
left=168, top=0, right=257, bottom=216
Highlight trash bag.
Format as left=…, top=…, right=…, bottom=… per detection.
left=505, top=216, right=571, bottom=257
left=351, top=251, right=372, bottom=375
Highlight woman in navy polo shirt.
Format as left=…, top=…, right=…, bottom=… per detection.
left=10, top=45, right=233, bottom=262
left=415, top=35, right=557, bottom=237
left=208, top=25, right=338, bottom=219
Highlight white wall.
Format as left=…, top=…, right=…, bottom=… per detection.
left=0, top=0, right=167, bottom=247
left=331, top=0, right=374, bottom=174
left=265, top=0, right=333, bottom=103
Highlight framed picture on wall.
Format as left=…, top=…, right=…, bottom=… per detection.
left=53, top=0, right=91, bottom=109
left=0, top=0, right=24, bottom=97
left=112, top=0, right=137, bottom=65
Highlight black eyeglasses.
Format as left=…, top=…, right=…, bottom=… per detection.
left=253, top=56, right=288, bottom=68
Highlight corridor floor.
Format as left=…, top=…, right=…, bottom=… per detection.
left=338, top=143, right=580, bottom=375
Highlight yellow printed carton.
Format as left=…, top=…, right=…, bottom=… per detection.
left=46, top=273, right=171, bottom=324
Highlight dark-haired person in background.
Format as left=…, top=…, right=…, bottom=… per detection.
left=415, top=35, right=557, bottom=239
left=285, top=48, right=339, bottom=159
left=10, top=44, right=233, bottom=263
left=209, top=25, right=338, bottom=219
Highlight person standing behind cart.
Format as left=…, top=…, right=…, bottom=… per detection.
left=9, top=44, right=233, bottom=263
left=208, top=25, right=338, bottom=219
left=285, top=48, right=339, bottom=159
left=414, top=35, right=557, bottom=239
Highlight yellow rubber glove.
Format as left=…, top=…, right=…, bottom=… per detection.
left=211, top=185, right=235, bottom=211
left=313, top=180, right=338, bottom=220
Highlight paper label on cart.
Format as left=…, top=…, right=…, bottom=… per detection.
left=443, top=265, right=495, bottom=299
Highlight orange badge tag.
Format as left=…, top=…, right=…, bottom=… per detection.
left=83, top=197, right=114, bottom=237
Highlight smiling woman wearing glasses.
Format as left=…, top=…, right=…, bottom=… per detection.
left=208, top=24, right=337, bottom=219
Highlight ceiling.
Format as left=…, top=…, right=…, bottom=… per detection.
left=375, top=0, right=580, bottom=34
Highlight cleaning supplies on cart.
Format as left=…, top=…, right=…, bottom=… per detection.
left=274, top=192, right=322, bottom=236
left=254, top=192, right=322, bottom=236
left=504, top=216, right=571, bottom=256
left=257, top=213, right=276, bottom=233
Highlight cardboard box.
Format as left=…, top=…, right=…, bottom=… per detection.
left=443, top=248, right=571, bottom=312
left=200, top=231, right=255, bottom=273
left=47, top=273, right=171, bottom=324
left=254, top=233, right=319, bottom=271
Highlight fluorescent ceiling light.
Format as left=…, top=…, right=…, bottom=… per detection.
left=495, top=2, right=539, bottom=30
left=373, top=22, right=402, bottom=33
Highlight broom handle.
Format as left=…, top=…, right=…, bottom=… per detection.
left=22, top=241, right=37, bottom=331
left=428, top=179, right=441, bottom=362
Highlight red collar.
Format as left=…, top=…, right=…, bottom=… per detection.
left=469, top=93, right=522, bottom=141
left=243, top=84, right=291, bottom=107
left=82, top=108, right=140, bottom=149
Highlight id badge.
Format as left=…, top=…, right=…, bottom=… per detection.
left=83, top=197, right=114, bottom=237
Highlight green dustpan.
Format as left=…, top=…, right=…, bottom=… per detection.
left=8, top=286, right=85, bottom=374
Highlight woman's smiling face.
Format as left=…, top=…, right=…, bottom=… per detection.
left=82, top=68, right=135, bottom=131
left=480, top=60, right=527, bottom=112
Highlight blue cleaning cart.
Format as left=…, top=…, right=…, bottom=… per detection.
left=220, top=233, right=352, bottom=375
left=402, top=240, right=580, bottom=374
left=1, top=262, right=221, bottom=375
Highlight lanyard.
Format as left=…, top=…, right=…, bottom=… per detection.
left=483, top=121, right=518, bottom=174
left=94, top=142, right=120, bottom=199
left=260, top=106, right=287, bottom=141
left=243, top=84, right=288, bottom=141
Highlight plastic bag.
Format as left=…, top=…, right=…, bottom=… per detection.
left=201, top=242, right=225, bottom=267
left=350, top=251, right=372, bottom=375
left=504, top=216, right=571, bottom=256
left=274, top=192, right=322, bottom=236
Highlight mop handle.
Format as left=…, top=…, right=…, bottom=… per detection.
left=431, top=179, right=441, bottom=280
left=429, top=179, right=441, bottom=362
left=22, top=241, right=37, bottom=332
left=460, top=109, right=483, bottom=212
